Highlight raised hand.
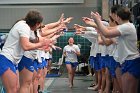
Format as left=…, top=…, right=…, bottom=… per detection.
left=58, top=13, right=65, bottom=24
left=91, top=11, right=102, bottom=22
left=38, top=37, right=52, bottom=50
left=74, top=24, right=86, bottom=31
left=82, top=16, right=97, bottom=28
left=64, top=17, right=74, bottom=24
left=82, top=17, right=94, bottom=25
left=50, top=45, right=62, bottom=50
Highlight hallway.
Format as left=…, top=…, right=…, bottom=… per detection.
left=45, top=75, right=97, bottom=93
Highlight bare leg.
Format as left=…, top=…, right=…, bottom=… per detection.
left=66, top=64, right=73, bottom=88
left=33, top=70, right=39, bottom=93
left=87, top=61, right=92, bottom=76
left=71, top=67, right=77, bottom=87
left=115, top=67, right=122, bottom=93
left=97, top=70, right=102, bottom=90
left=113, top=78, right=121, bottom=93
left=19, top=68, right=34, bottom=93
left=104, top=68, right=111, bottom=93
left=95, top=70, right=98, bottom=85
left=30, top=82, right=33, bottom=93
left=100, top=68, right=106, bottom=93
left=93, top=70, right=101, bottom=91
left=122, top=72, right=138, bottom=93
left=1, top=68, right=18, bottom=93
left=38, top=69, right=44, bottom=92
left=16, top=70, right=20, bottom=93
left=42, top=67, right=48, bottom=91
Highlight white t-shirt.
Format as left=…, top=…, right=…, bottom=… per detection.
left=0, top=20, right=31, bottom=64
left=99, top=45, right=107, bottom=56
left=79, top=28, right=97, bottom=57
left=106, top=43, right=117, bottom=56
left=63, top=44, right=80, bottom=62
left=36, top=50, right=45, bottom=63
left=81, top=30, right=97, bottom=43
left=91, top=40, right=99, bottom=57
left=35, top=30, right=46, bottom=63
left=45, top=51, right=50, bottom=59
left=49, top=53, right=52, bottom=59
left=114, top=22, right=139, bottom=64
left=24, top=31, right=38, bottom=60
left=90, top=43, right=96, bottom=56
left=45, top=51, right=52, bottom=59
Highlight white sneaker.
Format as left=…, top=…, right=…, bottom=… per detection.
left=88, top=87, right=95, bottom=90
left=87, top=73, right=92, bottom=76
left=88, top=85, right=98, bottom=91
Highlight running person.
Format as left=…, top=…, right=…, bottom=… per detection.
left=63, top=37, right=80, bottom=88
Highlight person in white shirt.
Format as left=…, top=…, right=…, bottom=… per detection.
left=91, top=7, right=140, bottom=93
left=0, top=10, right=52, bottom=93
left=63, top=37, right=80, bottom=88
left=74, top=24, right=108, bottom=92
left=74, top=25, right=99, bottom=89
left=17, top=13, right=72, bottom=93
left=45, top=48, right=53, bottom=73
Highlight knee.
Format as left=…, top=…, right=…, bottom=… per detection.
left=22, top=79, right=32, bottom=87
left=12, top=88, right=18, bottom=93
left=6, top=86, right=18, bottom=93
left=26, top=80, right=32, bottom=86
left=68, top=71, right=72, bottom=75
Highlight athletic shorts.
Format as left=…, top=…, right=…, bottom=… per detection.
left=89, top=56, right=96, bottom=68
left=49, top=58, right=52, bottom=60
left=107, top=56, right=120, bottom=78
left=94, top=53, right=101, bottom=71
left=33, top=59, right=39, bottom=72
left=18, top=56, right=34, bottom=72
left=42, top=58, right=48, bottom=68
left=121, top=57, right=140, bottom=78
left=65, top=61, right=79, bottom=68
left=37, top=58, right=44, bottom=69
left=99, top=56, right=106, bottom=69
left=0, top=54, right=17, bottom=76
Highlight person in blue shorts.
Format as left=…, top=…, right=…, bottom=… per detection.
left=0, top=10, right=51, bottom=93
left=63, top=37, right=80, bottom=88
left=91, top=6, right=140, bottom=93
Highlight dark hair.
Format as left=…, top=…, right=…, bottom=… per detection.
left=117, top=7, right=131, bottom=20
left=34, top=30, right=39, bottom=43
left=111, top=5, right=122, bottom=14
left=25, top=10, right=43, bottom=27
left=109, top=15, right=119, bottom=25
left=109, top=15, right=114, bottom=22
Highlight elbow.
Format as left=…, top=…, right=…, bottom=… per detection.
left=104, top=41, right=113, bottom=46
left=105, top=43, right=111, bottom=46
left=101, top=30, right=111, bottom=38
left=22, top=47, right=30, bottom=51
left=103, top=33, right=111, bottom=38
left=98, top=41, right=103, bottom=45
left=77, top=53, right=81, bottom=56
left=98, top=41, right=104, bottom=45
left=22, top=45, right=33, bottom=51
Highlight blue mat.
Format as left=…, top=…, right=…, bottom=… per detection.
left=46, top=74, right=61, bottom=78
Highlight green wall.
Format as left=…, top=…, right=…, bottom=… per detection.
left=52, top=31, right=91, bottom=63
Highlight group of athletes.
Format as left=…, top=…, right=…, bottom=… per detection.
left=0, top=4, right=140, bottom=93
left=0, top=10, right=73, bottom=93
left=73, top=4, right=140, bottom=93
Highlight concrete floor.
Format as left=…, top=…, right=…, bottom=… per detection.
left=45, top=75, right=97, bottom=93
